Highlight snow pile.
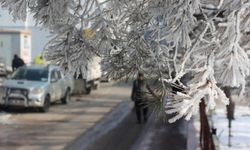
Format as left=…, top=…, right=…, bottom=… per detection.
left=0, top=112, right=13, bottom=125
left=213, top=106, right=250, bottom=150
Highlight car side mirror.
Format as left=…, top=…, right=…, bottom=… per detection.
left=51, top=78, right=57, bottom=83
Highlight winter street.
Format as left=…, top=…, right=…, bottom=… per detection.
left=0, top=81, right=190, bottom=150
left=0, top=82, right=131, bottom=150
left=1, top=0, right=250, bottom=150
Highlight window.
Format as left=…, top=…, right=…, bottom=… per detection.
left=23, top=35, right=30, bottom=49
left=12, top=68, right=49, bottom=82
left=50, top=70, right=57, bottom=80
left=57, top=70, right=62, bottom=79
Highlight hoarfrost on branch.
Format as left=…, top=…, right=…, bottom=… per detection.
left=1, top=0, right=250, bottom=122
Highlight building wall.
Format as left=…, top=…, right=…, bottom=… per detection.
left=0, top=30, right=33, bottom=68
left=11, top=33, right=21, bottom=57
left=0, top=9, right=50, bottom=59
left=20, top=33, right=31, bottom=63
left=0, top=34, right=12, bottom=67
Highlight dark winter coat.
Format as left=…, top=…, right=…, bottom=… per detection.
left=12, top=57, right=25, bottom=71
left=131, top=79, right=152, bottom=107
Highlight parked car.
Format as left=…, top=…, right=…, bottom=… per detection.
left=0, top=60, right=7, bottom=78
left=0, top=65, right=72, bottom=112
left=72, top=56, right=101, bottom=95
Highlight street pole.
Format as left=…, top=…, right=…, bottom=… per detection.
left=228, top=118, right=232, bottom=147
left=223, top=86, right=235, bottom=147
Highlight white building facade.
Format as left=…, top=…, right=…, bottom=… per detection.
left=0, top=8, right=50, bottom=60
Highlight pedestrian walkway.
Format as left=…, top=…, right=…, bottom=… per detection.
left=65, top=101, right=134, bottom=150
left=0, top=82, right=131, bottom=150
left=70, top=109, right=190, bottom=150
left=132, top=115, right=189, bottom=150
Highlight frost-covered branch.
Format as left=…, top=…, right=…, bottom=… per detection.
left=166, top=55, right=229, bottom=123
left=1, top=0, right=250, bottom=122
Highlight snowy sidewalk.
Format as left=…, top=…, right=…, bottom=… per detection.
left=132, top=114, right=189, bottom=150
left=213, top=105, right=250, bottom=150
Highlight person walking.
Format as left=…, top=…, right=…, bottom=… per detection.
left=131, top=72, right=154, bottom=124
left=12, top=54, right=25, bottom=71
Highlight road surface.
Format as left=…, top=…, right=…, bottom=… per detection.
left=0, top=82, right=131, bottom=150
left=0, top=80, right=190, bottom=150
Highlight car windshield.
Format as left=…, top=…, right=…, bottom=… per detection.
left=12, top=67, right=49, bottom=82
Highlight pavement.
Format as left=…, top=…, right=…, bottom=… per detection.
left=0, top=79, right=198, bottom=150
left=65, top=102, right=136, bottom=150
left=0, top=81, right=131, bottom=150
left=68, top=108, right=192, bottom=150
left=187, top=117, right=200, bottom=150
left=131, top=115, right=189, bottom=150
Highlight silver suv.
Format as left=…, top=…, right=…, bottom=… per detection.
left=0, top=62, right=7, bottom=77
left=0, top=65, right=72, bottom=112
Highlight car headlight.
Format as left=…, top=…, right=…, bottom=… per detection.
left=30, top=88, right=44, bottom=94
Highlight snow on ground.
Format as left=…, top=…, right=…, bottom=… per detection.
left=213, top=106, right=250, bottom=150
left=0, top=112, right=13, bottom=125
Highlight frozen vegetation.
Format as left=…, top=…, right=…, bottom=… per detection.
left=0, top=0, right=250, bottom=122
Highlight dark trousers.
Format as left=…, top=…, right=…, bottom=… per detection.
left=135, top=105, right=148, bottom=123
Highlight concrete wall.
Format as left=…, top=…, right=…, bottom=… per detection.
left=20, top=33, right=31, bottom=63
left=0, top=9, right=50, bottom=60
left=0, top=30, right=32, bottom=69
left=11, top=33, right=21, bottom=56
left=0, top=34, right=12, bottom=66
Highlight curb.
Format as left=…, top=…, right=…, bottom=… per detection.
left=64, top=101, right=133, bottom=150
left=130, top=114, right=155, bottom=150
left=187, top=117, right=200, bottom=150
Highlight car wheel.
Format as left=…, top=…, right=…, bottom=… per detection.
left=40, top=95, right=50, bottom=112
left=2, top=105, right=10, bottom=112
left=61, top=89, right=70, bottom=104
left=93, top=81, right=100, bottom=90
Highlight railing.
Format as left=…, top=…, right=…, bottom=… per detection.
left=199, top=99, right=215, bottom=150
